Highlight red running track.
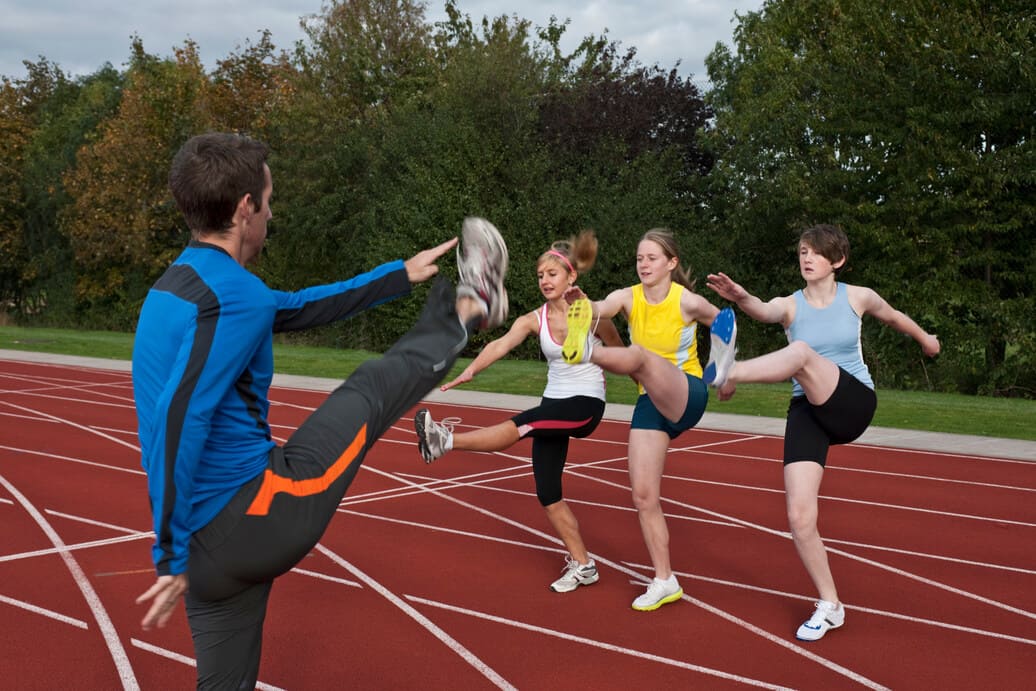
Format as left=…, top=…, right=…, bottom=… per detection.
left=1, top=357, right=1034, bottom=689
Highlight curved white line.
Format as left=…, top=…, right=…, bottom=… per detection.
left=0, top=473, right=139, bottom=689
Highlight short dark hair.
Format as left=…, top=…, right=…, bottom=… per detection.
left=169, top=132, right=269, bottom=235
left=799, top=224, right=850, bottom=275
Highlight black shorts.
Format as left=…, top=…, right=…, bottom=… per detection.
left=783, top=368, right=876, bottom=467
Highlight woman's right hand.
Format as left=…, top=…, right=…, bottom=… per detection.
left=705, top=272, right=748, bottom=303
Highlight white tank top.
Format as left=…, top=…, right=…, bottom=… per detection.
left=538, top=303, right=607, bottom=400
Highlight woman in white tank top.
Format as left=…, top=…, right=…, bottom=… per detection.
left=414, top=231, right=624, bottom=593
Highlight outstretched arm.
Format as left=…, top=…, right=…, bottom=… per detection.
left=853, top=286, right=940, bottom=356
left=440, top=311, right=537, bottom=391
left=706, top=272, right=791, bottom=325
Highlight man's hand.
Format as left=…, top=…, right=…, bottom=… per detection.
left=137, top=573, right=188, bottom=630
left=405, top=237, right=459, bottom=284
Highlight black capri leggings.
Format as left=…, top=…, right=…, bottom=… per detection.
left=512, top=395, right=605, bottom=506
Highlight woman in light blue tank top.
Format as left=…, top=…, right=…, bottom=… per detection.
left=704, top=224, right=940, bottom=642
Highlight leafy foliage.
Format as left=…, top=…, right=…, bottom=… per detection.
left=0, top=0, right=1030, bottom=396
left=704, top=0, right=1035, bottom=395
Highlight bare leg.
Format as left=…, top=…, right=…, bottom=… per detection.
left=784, top=461, right=839, bottom=604
left=544, top=500, right=589, bottom=564
left=451, top=420, right=521, bottom=453
left=592, top=345, right=689, bottom=422
left=729, top=341, right=842, bottom=405
left=628, top=428, right=673, bottom=579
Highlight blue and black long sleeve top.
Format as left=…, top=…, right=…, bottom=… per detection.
left=132, top=241, right=410, bottom=576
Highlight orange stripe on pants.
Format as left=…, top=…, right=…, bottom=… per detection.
left=246, top=423, right=367, bottom=516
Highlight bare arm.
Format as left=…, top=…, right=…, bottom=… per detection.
left=440, top=311, right=538, bottom=391
left=706, top=272, right=792, bottom=325
left=682, top=289, right=720, bottom=326
left=851, top=286, right=941, bottom=356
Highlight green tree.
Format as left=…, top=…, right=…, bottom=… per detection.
left=0, top=77, right=31, bottom=311
left=705, top=0, right=1035, bottom=395
left=59, top=39, right=214, bottom=326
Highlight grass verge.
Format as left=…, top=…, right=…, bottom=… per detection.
left=2, top=325, right=1034, bottom=441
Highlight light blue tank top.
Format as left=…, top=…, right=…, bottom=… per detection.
left=785, top=283, right=873, bottom=396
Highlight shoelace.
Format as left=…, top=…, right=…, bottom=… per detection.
left=437, top=416, right=461, bottom=436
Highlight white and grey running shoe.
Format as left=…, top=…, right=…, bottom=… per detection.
left=549, top=556, right=600, bottom=593
left=456, top=217, right=508, bottom=329
left=414, top=408, right=455, bottom=463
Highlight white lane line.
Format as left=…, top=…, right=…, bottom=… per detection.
left=314, top=545, right=517, bottom=691
left=0, top=400, right=139, bottom=451
left=0, top=593, right=89, bottom=629
left=0, top=473, right=139, bottom=690
left=622, top=563, right=1036, bottom=647
left=0, top=444, right=144, bottom=475
left=355, top=464, right=889, bottom=690
left=406, top=595, right=794, bottom=690
left=564, top=469, right=1036, bottom=621
left=129, top=640, right=286, bottom=691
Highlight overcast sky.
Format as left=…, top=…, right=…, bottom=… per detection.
left=1, top=1, right=764, bottom=87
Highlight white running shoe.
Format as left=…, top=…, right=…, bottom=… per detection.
left=549, top=556, right=600, bottom=593
left=561, top=297, right=594, bottom=364
left=704, top=306, right=737, bottom=387
left=631, top=576, right=683, bottom=611
left=795, top=600, right=845, bottom=641
left=413, top=409, right=455, bottom=463
left=456, top=217, right=508, bottom=330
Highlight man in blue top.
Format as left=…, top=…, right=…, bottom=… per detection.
left=132, top=132, right=508, bottom=689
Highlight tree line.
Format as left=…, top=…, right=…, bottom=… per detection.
left=1, top=0, right=1032, bottom=397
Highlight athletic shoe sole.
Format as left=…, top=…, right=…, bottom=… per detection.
left=562, top=298, right=593, bottom=364
left=458, top=217, right=509, bottom=329
left=796, top=614, right=845, bottom=641
left=414, top=408, right=435, bottom=463
left=632, top=587, right=684, bottom=611
left=704, top=307, right=737, bottom=386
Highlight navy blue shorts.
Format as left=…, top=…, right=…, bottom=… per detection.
left=630, top=373, right=708, bottom=439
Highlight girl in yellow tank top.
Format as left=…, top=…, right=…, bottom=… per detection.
left=561, top=228, right=722, bottom=612
left=629, top=282, right=702, bottom=388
